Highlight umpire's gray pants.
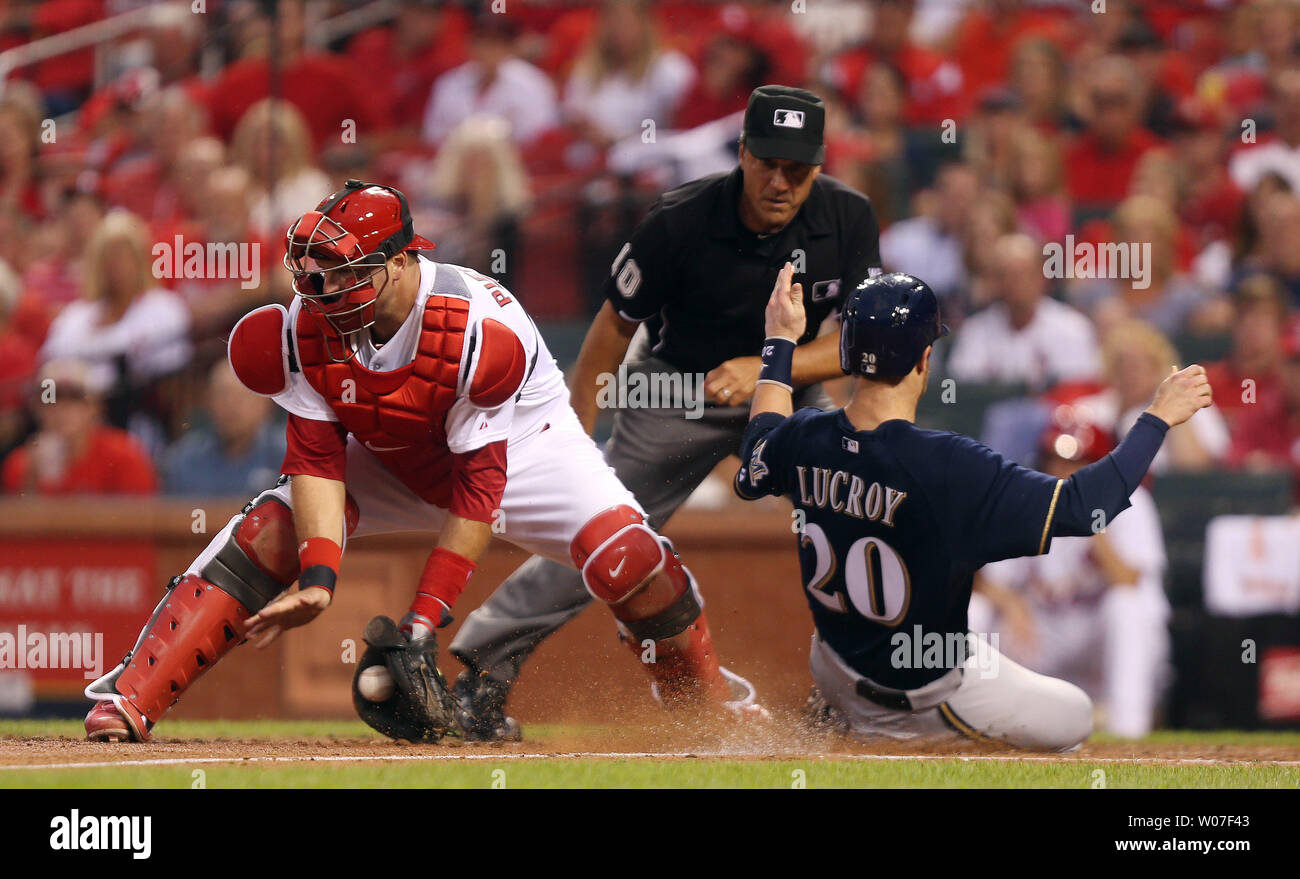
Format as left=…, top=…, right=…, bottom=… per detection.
left=449, top=357, right=832, bottom=685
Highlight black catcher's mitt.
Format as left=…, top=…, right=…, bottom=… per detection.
left=352, top=615, right=463, bottom=743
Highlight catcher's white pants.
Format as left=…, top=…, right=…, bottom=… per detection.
left=809, top=633, right=1093, bottom=751
left=187, top=406, right=643, bottom=579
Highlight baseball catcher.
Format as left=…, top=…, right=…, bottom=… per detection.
left=83, top=180, right=762, bottom=743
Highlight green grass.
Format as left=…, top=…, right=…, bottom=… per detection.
left=4, top=758, right=1299, bottom=789
left=2, top=720, right=1298, bottom=788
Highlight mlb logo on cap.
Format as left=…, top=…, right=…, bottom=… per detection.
left=774, top=109, right=805, bottom=129
left=743, top=85, right=826, bottom=165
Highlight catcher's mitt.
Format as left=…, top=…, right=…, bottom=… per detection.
left=352, top=615, right=463, bottom=743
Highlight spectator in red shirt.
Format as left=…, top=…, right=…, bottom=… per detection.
left=1, top=0, right=104, bottom=115
left=1234, top=191, right=1300, bottom=307
left=823, top=0, right=966, bottom=126
left=101, top=86, right=209, bottom=227
left=1171, top=100, right=1244, bottom=258
left=205, top=0, right=383, bottom=147
left=144, top=136, right=226, bottom=243
left=170, top=164, right=277, bottom=343
left=17, top=188, right=103, bottom=327
left=687, top=0, right=809, bottom=88
left=1064, top=55, right=1163, bottom=219
left=0, top=257, right=36, bottom=462
left=948, top=0, right=1068, bottom=115
left=672, top=25, right=772, bottom=131
left=1209, top=0, right=1300, bottom=126
left=346, top=0, right=471, bottom=145
left=1229, top=316, right=1300, bottom=483
left=78, top=5, right=208, bottom=136
left=2, top=359, right=157, bottom=496
left=1208, top=274, right=1289, bottom=434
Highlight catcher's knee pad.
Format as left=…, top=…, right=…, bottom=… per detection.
left=617, top=537, right=704, bottom=643
left=571, top=505, right=666, bottom=605
left=200, top=488, right=359, bottom=610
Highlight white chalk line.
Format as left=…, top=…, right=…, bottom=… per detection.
left=2, top=751, right=1300, bottom=771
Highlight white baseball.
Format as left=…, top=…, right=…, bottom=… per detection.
left=358, top=665, right=395, bottom=702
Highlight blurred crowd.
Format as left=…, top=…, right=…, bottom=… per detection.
left=1, top=0, right=1299, bottom=505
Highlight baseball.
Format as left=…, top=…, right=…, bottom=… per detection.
left=357, top=666, right=395, bottom=702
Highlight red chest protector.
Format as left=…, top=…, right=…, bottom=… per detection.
left=293, top=296, right=469, bottom=506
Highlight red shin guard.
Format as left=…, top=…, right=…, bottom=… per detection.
left=626, top=611, right=732, bottom=708
left=109, top=575, right=253, bottom=740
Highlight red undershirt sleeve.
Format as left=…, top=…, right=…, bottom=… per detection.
left=449, top=439, right=507, bottom=523
left=282, top=414, right=348, bottom=481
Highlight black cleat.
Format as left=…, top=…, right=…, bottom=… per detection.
left=452, top=672, right=523, bottom=743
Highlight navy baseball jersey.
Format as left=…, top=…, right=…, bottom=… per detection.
left=736, top=407, right=1066, bottom=691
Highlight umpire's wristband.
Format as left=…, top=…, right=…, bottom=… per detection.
left=298, top=537, right=341, bottom=595
left=758, top=337, right=797, bottom=391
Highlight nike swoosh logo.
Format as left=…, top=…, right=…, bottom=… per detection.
left=608, top=557, right=627, bottom=579
left=364, top=441, right=410, bottom=452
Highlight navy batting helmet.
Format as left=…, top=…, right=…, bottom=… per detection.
left=839, top=272, right=949, bottom=378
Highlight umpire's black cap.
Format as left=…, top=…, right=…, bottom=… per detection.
left=840, top=272, right=949, bottom=379
left=743, top=85, right=826, bottom=165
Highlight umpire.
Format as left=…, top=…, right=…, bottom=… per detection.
left=449, top=85, right=882, bottom=738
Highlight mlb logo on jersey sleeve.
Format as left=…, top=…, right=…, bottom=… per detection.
left=773, top=109, right=805, bottom=129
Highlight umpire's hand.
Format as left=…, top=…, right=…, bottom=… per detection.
left=1145, top=364, right=1213, bottom=427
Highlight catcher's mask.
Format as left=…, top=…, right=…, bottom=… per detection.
left=283, top=180, right=435, bottom=360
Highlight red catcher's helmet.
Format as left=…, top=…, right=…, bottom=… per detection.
left=283, top=180, right=435, bottom=345
left=1040, top=405, right=1114, bottom=465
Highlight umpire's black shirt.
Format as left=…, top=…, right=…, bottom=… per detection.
left=604, top=166, right=881, bottom=375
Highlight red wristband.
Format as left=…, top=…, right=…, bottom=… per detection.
left=298, top=537, right=342, bottom=594
left=410, top=547, right=476, bottom=622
